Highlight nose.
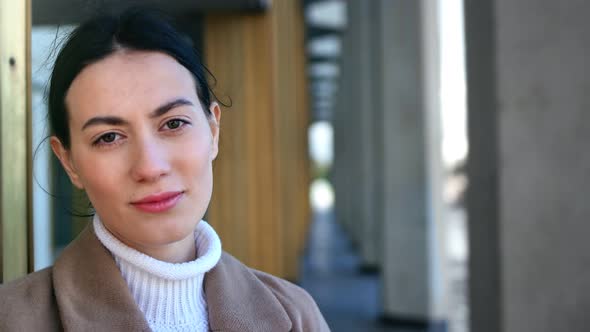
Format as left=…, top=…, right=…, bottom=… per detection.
left=130, top=138, right=171, bottom=183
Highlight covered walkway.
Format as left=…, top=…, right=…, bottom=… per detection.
left=300, top=209, right=388, bottom=331
left=300, top=207, right=468, bottom=332
left=301, top=208, right=449, bottom=331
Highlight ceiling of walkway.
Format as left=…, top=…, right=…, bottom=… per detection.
left=32, top=0, right=270, bottom=25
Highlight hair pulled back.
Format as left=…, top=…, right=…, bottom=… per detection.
left=48, top=7, right=214, bottom=149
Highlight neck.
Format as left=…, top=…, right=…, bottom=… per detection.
left=134, top=234, right=197, bottom=263
left=93, top=216, right=223, bottom=332
left=104, top=226, right=198, bottom=264
left=93, top=215, right=222, bottom=280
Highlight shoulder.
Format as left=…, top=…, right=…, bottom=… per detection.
left=217, top=252, right=330, bottom=331
left=0, top=267, right=54, bottom=305
left=251, top=268, right=330, bottom=331
left=0, top=268, right=62, bottom=331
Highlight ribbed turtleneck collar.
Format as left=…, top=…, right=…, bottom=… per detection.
left=93, top=215, right=222, bottom=332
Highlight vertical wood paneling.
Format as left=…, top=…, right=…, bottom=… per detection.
left=204, top=1, right=310, bottom=279
left=293, top=0, right=312, bottom=279
left=272, top=0, right=311, bottom=281
left=0, top=0, right=31, bottom=282
left=205, top=12, right=283, bottom=277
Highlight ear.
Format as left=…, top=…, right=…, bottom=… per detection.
left=208, top=102, right=221, bottom=160
left=50, top=136, right=84, bottom=189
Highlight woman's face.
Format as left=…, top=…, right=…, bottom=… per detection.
left=51, top=51, right=220, bottom=261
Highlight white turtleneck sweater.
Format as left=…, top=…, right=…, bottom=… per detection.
left=93, top=216, right=222, bottom=332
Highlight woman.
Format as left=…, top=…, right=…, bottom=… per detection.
left=0, top=8, right=329, bottom=332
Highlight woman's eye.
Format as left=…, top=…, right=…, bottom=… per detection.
left=93, top=132, right=121, bottom=146
left=102, top=133, right=117, bottom=143
left=167, top=119, right=182, bottom=129
left=163, top=119, right=189, bottom=131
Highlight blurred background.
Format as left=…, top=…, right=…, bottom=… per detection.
left=1, top=0, right=589, bottom=331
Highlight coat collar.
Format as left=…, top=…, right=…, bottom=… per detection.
left=204, top=253, right=292, bottom=331
left=52, top=224, right=292, bottom=332
left=52, top=224, right=150, bottom=331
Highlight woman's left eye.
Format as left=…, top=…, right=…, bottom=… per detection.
left=162, top=119, right=189, bottom=131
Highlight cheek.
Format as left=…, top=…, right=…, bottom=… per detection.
left=72, top=149, right=128, bottom=204
left=173, top=131, right=215, bottom=200
left=177, top=135, right=214, bottom=180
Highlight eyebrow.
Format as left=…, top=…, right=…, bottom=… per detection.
left=81, top=98, right=194, bottom=131
left=150, top=98, right=194, bottom=118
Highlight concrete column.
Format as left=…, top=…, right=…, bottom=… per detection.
left=421, top=0, right=450, bottom=324
left=466, top=1, right=590, bottom=331
left=332, top=30, right=351, bottom=234
left=379, top=0, right=430, bottom=321
left=368, top=1, right=385, bottom=271
left=340, top=0, right=380, bottom=270
left=333, top=2, right=362, bottom=244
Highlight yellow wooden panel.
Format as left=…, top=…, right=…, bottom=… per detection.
left=204, top=2, right=310, bottom=279
left=205, top=12, right=281, bottom=277
left=292, top=0, right=312, bottom=279
left=205, top=12, right=284, bottom=277
left=0, top=0, right=31, bottom=282
left=241, top=14, right=282, bottom=274
left=272, top=0, right=311, bottom=281
left=205, top=14, right=251, bottom=266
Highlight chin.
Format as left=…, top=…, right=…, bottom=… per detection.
left=148, top=218, right=200, bottom=244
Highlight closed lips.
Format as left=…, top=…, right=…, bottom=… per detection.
left=131, top=191, right=184, bottom=213
left=132, top=191, right=183, bottom=204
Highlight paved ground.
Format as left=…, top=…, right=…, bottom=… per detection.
left=299, top=210, right=415, bottom=332
left=299, top=208, right=468, bottom=332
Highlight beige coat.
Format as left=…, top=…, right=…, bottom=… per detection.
left=0, top=224, right=330, bottom=331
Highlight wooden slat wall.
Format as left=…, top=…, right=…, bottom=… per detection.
left=0, top=0, right=31, bottom=282
left=204, top=0, right=310, bottom=280
left=294, top=0, right=312, bottom=280
left=272, top=0, right=311, bottom=281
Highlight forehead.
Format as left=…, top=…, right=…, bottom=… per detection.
left=65, top=51, right=197, bottom=122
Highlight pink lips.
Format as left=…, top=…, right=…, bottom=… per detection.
left=131, top=191, right=184, bottom=213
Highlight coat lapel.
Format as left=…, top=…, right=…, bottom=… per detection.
left=52, top=225, right=292, bottom=332
left=52, top=224, right=151, bottom=331
left=204, top=253, right=292, bottom=332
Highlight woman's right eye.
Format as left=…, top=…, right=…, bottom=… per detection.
left=93, top=132, right=121, bottom=146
